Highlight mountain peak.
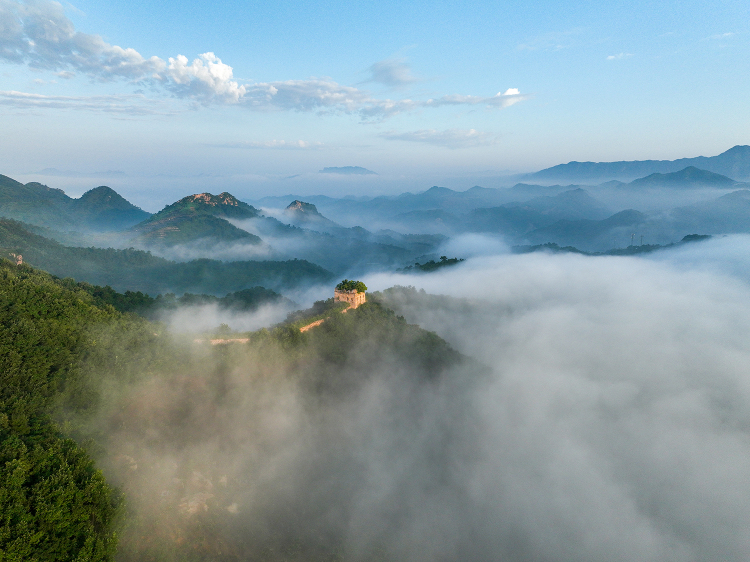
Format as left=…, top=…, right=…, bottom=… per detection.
left=77, top=185, right=144, bottom=211
left=285, top=200, right=320, bottom=215
left=629, top=166, right=736, bottom=187
left=182, top=192, right=243, bottom=207
left=423, top=186, right=456, bottom=195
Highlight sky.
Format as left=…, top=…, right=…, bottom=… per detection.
left=1, top=0, right=749, bottom=208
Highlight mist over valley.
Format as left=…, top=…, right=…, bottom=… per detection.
left=5, top=0, right=750, bottom=556
left=3, top=144, right=750, bottom=560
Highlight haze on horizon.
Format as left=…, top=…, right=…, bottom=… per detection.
left=1, top=0, right=748, bottom=208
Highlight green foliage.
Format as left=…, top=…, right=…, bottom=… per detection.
left=0, top=258, right=471, bottom=561
left=335, top=279, right=367, bottom=292
left=73, top=283, right=293, bottom=317
left=130, top=214, right=261, bottom=246
left=279, top=298, right=348, bottom=331
left=399, top=256, right=465, bottom=273
left=0, top=218, right=333, bottom=295
left=0, top=259, right=122, bottom=560
left=0, top=175, right=149, bottom=232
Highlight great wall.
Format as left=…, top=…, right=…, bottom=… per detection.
left=199, top=281, right=367, bottom=343
left=298, top=284, right=366, bottom=332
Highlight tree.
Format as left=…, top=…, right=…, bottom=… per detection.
left=335, top=279, right=367, bottom=293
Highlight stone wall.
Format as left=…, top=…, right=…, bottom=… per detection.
left=334, top=288, right=366, bottom=309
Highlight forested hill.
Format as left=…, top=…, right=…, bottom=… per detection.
left=0, top=259, right=127, bottom=560
left=0, top=258, right=479, bottom=560
left=0, top=218, right=332, bottom=295
left=128, top=192, right=263, bottom=246
left=0, top=174, right=149, bottom=232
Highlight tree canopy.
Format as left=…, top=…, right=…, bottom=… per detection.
left=335, top=279, right=367, bottom=293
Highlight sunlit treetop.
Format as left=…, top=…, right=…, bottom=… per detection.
left=336, top=279, right=367, bottom=293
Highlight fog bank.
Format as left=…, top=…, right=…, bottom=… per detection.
left=87, top=236, right=750, bottom=561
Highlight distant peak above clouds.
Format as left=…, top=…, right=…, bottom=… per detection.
left=319, top=166, right=377, bottom=175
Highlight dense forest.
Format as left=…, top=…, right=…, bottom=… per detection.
left=0, top=258, right=479, bottom=561
left=0, top=218, right=332, bottom=295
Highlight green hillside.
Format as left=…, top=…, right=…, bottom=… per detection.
left=0, top=174, right=150, bottom=232
left=145, top=192, right=260, bottom=221
left=0, top=218, right=331, bottom=294
left=0, top=259, right=128, bottom=561
left=0, top=257, right=476, bottom=560
left=129, top=192, right=262, bottom=246
left=71, top=186, right=150, bottom=230
left=129, top=213, right=262, bottom=246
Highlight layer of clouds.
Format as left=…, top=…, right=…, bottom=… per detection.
left=155, top=301, right=295, bottom=333
left=0, top=89, right=170, bottom=114
left=211, top=139, right=323, bottom=150
left=0, top=0, right=528, bottom=117
left=90, top=236, right=750, bottom=560
left=607, top=52, right=633, bottom=60
left=362, top=237, right=750, bottom=560
left=381, top=128, right=498, bottom=149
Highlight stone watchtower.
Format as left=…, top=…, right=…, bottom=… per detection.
left=334, top=279, right=367, bottom=309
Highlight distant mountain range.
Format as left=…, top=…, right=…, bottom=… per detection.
left=253, top=165, right=746, bottom=231
left=0, top=172, right=447, bottom=275
left=528, top=145, right=750, bottom=183
left=3, top=154, right=749, bottom=271
left=626, top=166, right=739, bottom=188
left=319, top=166, right=376, bottom=175
left=0, top=218, right=332, bottom=294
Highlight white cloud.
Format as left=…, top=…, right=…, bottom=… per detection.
left=0, top=0, right=241, bottom=103
left=424, top=88, right=528, bottom=109
left=0, top=0, right=529, bottom=117
left=381, top=128, right=498, bottom=149
left=365, top=58, right=419, bottom=87
left=243, top=79, right=370, bottom=112
left=0, top=0, right=165, bottom=77
left=607, top=53, right=633, bottom=60
left=166, top=52, right=246, bottom=103
left=0, top=89, right=170, bottom=115
left=213, top=139, right=323, bottom=149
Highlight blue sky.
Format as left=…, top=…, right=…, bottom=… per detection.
left=1, top=0, right=748, bottom=208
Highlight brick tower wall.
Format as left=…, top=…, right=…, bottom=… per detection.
left=334, top=289, right=366, bottom=309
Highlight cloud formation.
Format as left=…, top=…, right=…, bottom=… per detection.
left=0, top=0, right=251, bottom=104
left=362, top=238, right=750, bottom=560
left=212, top=139, right=323, bottom=149
left=0, top=89, right=169, bottom=115
left=87, top=237, right=750, bottom=560
left=365, top=58, right=420, bottom=87
left=166, top=52, right=246, bottom=103
left=381, top=128, right=498, bottom=149
left=0, top=0, right=528, bottom=117
left=607, top=52, right=633, bottom=60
